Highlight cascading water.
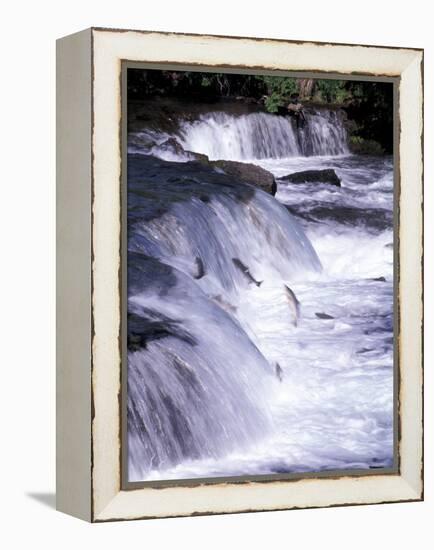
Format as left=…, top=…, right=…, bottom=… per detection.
left=128, top=255, right=274, bottom=480
left=127, top=103, right=394, bottom=481
left=129, top=108, right=349, bottom=162
left=298, top=110, right=349, bottom=156
left=179, top=112, right=300, bottom=160
left=127, top=155, right=321, bottom=480
left=177, top=109, right=349, bottom=160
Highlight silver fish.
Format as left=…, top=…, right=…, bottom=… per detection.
left=275, top=362, right=283, bottom=382
left=284, top=284, right=300, bottom=326
left=232, top=258, right=262, bottom=287
left=194, top=256, right=205, bottom=279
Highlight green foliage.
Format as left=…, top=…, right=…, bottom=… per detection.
left=345, top=81, right=393, bottom=153
left=259, top=76, right=298, bottom=96
left=314, top=80, right=350, bottom=103
left=127, top=69, right=393, bottom=153
left=349, top=136, right=385, bottom=155
left=201, top=75, right=212, bottom=87
left=257, top=76, right=298, bottom=112
left=263, top=93, right=281, bottom=113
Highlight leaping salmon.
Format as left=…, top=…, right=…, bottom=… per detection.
left=275, top=362, right=283, bottom=382
left=283, top=284, right=300, bottom=326
left=194, top=257, right=205, bottom=279
left=232, top=258, right=263, bottom=287
left=212, top=294, right=238, bottom=315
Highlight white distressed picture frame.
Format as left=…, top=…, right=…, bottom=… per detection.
left=56, top=28, right=423, bottom=522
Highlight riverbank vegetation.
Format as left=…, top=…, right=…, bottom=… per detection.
left=128, top=69, right=393, bottom=154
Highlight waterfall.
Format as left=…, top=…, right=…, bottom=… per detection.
left=128, top=255, right=275, bottom=481
left=127, top=155, right=322, bottom=480
left=126, top=104, right=349, bottom=480
left=178, top=109, right=349, bottom=161
left=179, top=112, right=300, bottom=160
left=126, top=97, right=394, bottom=480
left=299, top=110, right=349, bottom=156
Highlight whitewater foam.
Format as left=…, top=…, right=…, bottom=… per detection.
left=126, top=106, right=394, bottom=481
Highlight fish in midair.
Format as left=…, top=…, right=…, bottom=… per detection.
left=232, top=258, right=262, bottom=287
left=356, top=347, right=374, bottom=355
left=194, top=257, right=205, bottom=280
left=283, top=284, right=300, bottom=326
left=212, top=294, right=238, bottom=315
left=275, top=362, right=283, bottom=382
left=315, top=312, right=334, bottom=320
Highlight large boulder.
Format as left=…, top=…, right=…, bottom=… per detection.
left=145, top=138, right=277, bottom=196
left=280, top=168, right=341, bottom=187
left=210, top=160, right=277, bottom=196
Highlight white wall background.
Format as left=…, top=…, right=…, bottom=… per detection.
left=1, top=1, right=432, bottom=547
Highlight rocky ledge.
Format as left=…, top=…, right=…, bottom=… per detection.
left=156, top=138, right=277, bottom=196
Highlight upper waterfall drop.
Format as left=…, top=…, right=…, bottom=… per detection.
left=178, top=109, right=349, bottom=161
left=179, top=111, right=300, bottom=160
left=299, top=110, right=349, bottom=156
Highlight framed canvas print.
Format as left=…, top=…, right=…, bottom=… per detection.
left=56, top=28, right=423, bottom=522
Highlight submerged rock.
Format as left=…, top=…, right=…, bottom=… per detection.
left=280, top=168, right=341, bottom=187
left=160, top=137, right=186, bottom=155
left=356, top=347, right=375, bottom=354
left=187, top=150, right=210, bottom=163
left=286, top=203, right=393, bottom=233
left=159, top=138, right=210, bottom=163
left=127, top=310, right=197, bottom=352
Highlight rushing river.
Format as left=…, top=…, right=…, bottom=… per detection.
left=127, top=107, right=394, bottom=482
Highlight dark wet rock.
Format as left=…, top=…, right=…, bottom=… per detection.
left=187, top=150, right=210, bottom=163
left=210, top=160, right=277, bottom=195
left=159, top=138, right=210, bottom=163
left=349, top=137, right=385, bottom=155
left=356, top=348, right=375, bottom=354
left=189, top=154, right=277, bottom=195
left=128, top=154, right=256, bottom=224
left=371, top=276, right=386, bottom=282
left=167, top=175, right=201, bottom=184
left=160, top=137, right=186, bottom=155
left=145, top=138, right=277, bottom=196
left=285, top=203, right=393, bottom=233
left=127, top=311, right=197, bottom=351
left=364, top=326, right=391, bottom=335
left=280, top=168, right=341, bottom=187
left=286, top=102, right=304, bottom=114
left=235, top=96, right=261, bottom=105
left=315, top=312, right=334, bottom=320
left=284, top=102, right=307, bottom=127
